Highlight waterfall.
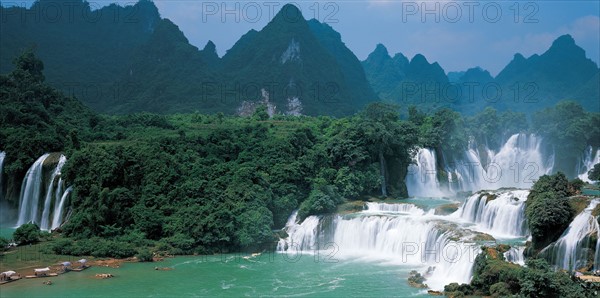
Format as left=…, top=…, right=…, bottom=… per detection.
left=363, top=202, right=428, bottom=215
left=16, top=154, right=72, bottom=230
left=454, top=190, right=529, bottom=237
left=276, top=211, right=320, bottom=252
left=0, top=151, right=5, bottom=201
left=504, top=246, right=525, bottom=265
left=40, top=155, right=67, bottom=231
left=278, top=204, right=480, bottom=290
left=577, top=146, right=600, bottom=183
left=17, top=154, right=50, bottom=226
left=51, top=186, right=72, bottom=229
left=406, top=148, right=445, bottom=197
left=446, top=148, right=490, bottom=193
left=486, top=134, right=553, bottom=189
left=407, top=134, right=554, bottom=197
left=541, top=199, right=600, bottom=271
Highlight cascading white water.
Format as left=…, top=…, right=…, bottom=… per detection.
left=277, top=211, right=320, bottom=252
left=541, top=199, right=600, bottom=271
left=17, top=154, right=50, bottom=226
left=577, top=146, right=600, bottom=183
left=504, top=246, right=525, bottom=265
left=407, top=134, right=554, bottom=197
left=446, top=148, right=489, bottom=193
left=406, top=148, right=445, bottom=197
left=487, top=134, right=553, bottom=189
left=0, top=151, right=5, bottom=201
left=278, top=204, right=480, bottom=290
left=51, top=186, right=72, bottom=229
left=454, top=190, right=529, bottom=238
left=16, top=154, right=72, bottom=230
left=363, top=202, right=428, bottom=215
left=40, top=155, right=67, bottom=231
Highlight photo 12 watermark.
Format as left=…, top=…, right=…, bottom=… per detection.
left=401, top=1, right=539, bottom=23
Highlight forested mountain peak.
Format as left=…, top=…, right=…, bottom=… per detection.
left=1, top=2, right=376, bottom=116
left=200, top=40, right=220, bottom=67
left=363, top=34, right=599, bottom=114
left=458, top=67, right=494, bottom=83
left=547, top=34, right=583, bottom=57
left=203, top=40, right=217, bottom=55
left=369, top=44, right=391, bottom=60
left=219, top=4, right=376, bottom=115
left=407, top=54, right=448, bottom=83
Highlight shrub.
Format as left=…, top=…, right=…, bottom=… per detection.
left=589, top=164, right=600, bottom=182
left=13, top=223, right=41, bottom=245
left=0, top=237, right=9, bottom=252
left=526, top=173, right=577, bottom=249
left=519, top=259, right=587, bottom=298
left=50, top=238, right=76, bottom=255
left=136, top=249, right=154, bottom=262
left=298, top=185, right=342, bottom=220
left=490, top=282, right=511, bottom=297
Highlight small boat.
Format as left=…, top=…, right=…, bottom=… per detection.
left=71, top=266, right=90, bottom=272
left=0, top=271, right=21, bottom=284
left=72, top=259, right=90, bottom=271
left=25, top=268, right=58, bottom=278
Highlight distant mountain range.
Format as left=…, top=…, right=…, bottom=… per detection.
left=0, top=1, right=376, bottom=116
left=362, top=34, right=600, bottom=114
left=1, top=0, right=598, bottom=116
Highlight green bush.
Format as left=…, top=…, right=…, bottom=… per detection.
left=526, top=173, right=577, bottom=249
left=0, top=237, right=9, bottom=252
left=298, top=185, right=342, bottom=220
left=464, top=248, right=595, bottom=297
left=163, top=234, right=195, bottom=255
left=589, top=163, right=600, bottom=182
left=90, top=239, right=136, bottom=258
left=136, top=249, right=154, bottom=262
left=49, top=237, right=137, bottom=258
left=519, top=259, right=587, bottom=298
left=13, top=223, right=41, bottom=245
left=50, top=238, right=76, bottom=255
left=489, top=282, right=511, bottom=297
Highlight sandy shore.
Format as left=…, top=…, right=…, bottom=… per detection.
left=87, top=258, right=131, bottom=268
left=1, top=257, right=137, bottom=278
left=579, top=275, right=600, bottom=282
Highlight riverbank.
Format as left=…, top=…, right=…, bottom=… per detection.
left=0, top=242, right=140, bottom=281
left=0, top=253, right=432, bottom=297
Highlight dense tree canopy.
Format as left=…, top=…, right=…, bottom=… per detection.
left=1, top=52, right=598, bottom=258
left=457, top=247, right=594, bottom=297
left=525, top=173, right=581, bottom=249
left=589, top=164, right=600, bottom=182
left=13, top=223, right=41, bottom=245
left=533, top=101, right=600, bottom=175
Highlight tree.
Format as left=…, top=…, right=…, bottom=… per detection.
left=526, top=173, right=577, bottom=249
left=136, top=249, right=154, bottom=262
left=252, top=105, right=270, bottom=121
left=13, top=223, right=41, bottom=245
left=358, top=102, right=417, bottom=197
left=532, top=101, right=596, bottom=175
left=588, top=163, right=600, bottom=182
left=13, top=50, right=45, bottom=82
left=0, top=237, right=9, bottom=252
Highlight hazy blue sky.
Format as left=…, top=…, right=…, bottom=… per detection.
left=8, top=1, right=600, bottom=75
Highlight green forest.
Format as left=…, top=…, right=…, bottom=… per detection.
left=1, top=1, right=599, bottom=296
left=1, top=52, right=599, bottom=257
